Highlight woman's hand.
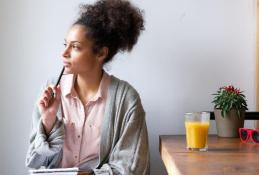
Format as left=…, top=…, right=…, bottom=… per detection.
left=37, top=85, right=61, bottom=135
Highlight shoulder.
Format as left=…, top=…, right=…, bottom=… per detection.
left=108, top=75, right=145, bottom=123
left=110, top=75, right=140, bottom=101
left=109, top=75, right=144, bottom=114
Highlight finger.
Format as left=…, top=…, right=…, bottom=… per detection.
left=43, top=96, right=49, bottom=107
left=39, top=100, right=46, bottom=109
left=44, top=89, right=51, bottom=99
left=47, top=86, right=54, bottom=98
left=43, top=90, right=52, bottom=102
left=53, top=85, right=61, bottom=101
left=38, top=97, right=48, bottom=109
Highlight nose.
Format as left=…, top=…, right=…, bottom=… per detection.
left=62, top=45, right=70, bottom=58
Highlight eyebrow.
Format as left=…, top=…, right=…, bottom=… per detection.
left=64, top=39, right=82, bottom=44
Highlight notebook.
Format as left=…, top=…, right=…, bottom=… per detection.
left=29, top=167, right=91, bottom=175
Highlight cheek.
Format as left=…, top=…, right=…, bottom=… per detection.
left=71, top=51, right=97, bottom=68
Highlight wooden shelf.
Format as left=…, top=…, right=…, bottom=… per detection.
left=209, top=111, right=259, bottom=120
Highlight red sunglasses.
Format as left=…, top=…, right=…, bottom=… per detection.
left=239, top=128, right=259, bottom=145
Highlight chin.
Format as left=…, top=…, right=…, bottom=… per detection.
left=64, top=67, right=74, bottom=74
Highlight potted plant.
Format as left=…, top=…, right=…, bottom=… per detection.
left=212, top=85, right=248, bottom=137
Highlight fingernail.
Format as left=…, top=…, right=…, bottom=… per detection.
left=51, top=92, right=55, bottom=98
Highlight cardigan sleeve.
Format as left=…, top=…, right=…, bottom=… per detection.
left=93, top=98, right=150, bottom=175
left=25, top=83, right=64, bottom=169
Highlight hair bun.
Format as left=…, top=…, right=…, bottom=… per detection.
left=75, top=0, right=145, bottom=63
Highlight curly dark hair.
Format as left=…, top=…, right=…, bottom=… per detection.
left=74, top=0, right=145, bottom=64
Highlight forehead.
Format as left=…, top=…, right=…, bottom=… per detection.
left=65, top=25, right=91, bottom=44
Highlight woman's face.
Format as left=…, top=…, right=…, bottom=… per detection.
left=62, top=25, right=103, bottom=75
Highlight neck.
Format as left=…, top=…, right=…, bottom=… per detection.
left=75, top=69, right=103, bottom=104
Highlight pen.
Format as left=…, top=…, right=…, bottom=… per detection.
left=55, top=67, right=65, bottom=87
left=51, top=67, right=65, bottom=98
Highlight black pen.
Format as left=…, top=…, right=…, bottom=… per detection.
left=51, top=67, right=65, bottom=98
left=55, top=67, right=65, bottom=87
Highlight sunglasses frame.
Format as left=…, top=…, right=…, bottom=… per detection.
left=239, top=128, right=259, bottom=145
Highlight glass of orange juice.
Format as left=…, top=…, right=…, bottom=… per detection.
left=185, top=112, right=210, bottom=151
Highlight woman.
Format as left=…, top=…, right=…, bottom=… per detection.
left=25, top=0, right=149, bottom=174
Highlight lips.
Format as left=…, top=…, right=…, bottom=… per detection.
left=63, top=62, right=70, bottom=67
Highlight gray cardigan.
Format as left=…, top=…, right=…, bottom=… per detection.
left=26, top=75, right=150, bottom=175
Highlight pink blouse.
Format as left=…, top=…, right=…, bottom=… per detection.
left=59, top=72, right=110, bottom=168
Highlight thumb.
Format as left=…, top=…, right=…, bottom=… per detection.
left=53, top=85, right=61, bottom=103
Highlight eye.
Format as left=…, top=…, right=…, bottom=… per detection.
left=63, top=43, right=67, bottom=47
left=72, top=44, right=80, bottom=50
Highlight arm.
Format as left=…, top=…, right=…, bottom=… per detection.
left=25, top=104, right=64, bottom=168
left=25, top=84, right=64, bottom=169
left=93, top=100, right=150, bottom=175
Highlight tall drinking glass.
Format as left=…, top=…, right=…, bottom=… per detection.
left=185, top=112, right=210, bottom=151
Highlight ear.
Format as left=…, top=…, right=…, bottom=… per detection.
left=96, top=47, right=109, bottom=64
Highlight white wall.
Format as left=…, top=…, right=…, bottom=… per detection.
left=0, top=0, right=257, bottom=174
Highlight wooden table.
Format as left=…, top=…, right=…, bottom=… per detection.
left=159, top=135, right=259, bottom=175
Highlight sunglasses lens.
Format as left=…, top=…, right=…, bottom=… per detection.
left=252, top=131, right=259, bottom=143
left=240, top=129, right=248, bottom=141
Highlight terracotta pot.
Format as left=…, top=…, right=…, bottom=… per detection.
left=214, top=109, right=245, bottom=138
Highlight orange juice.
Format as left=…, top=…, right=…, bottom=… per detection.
left=185, top=121, right=210, bottom=149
